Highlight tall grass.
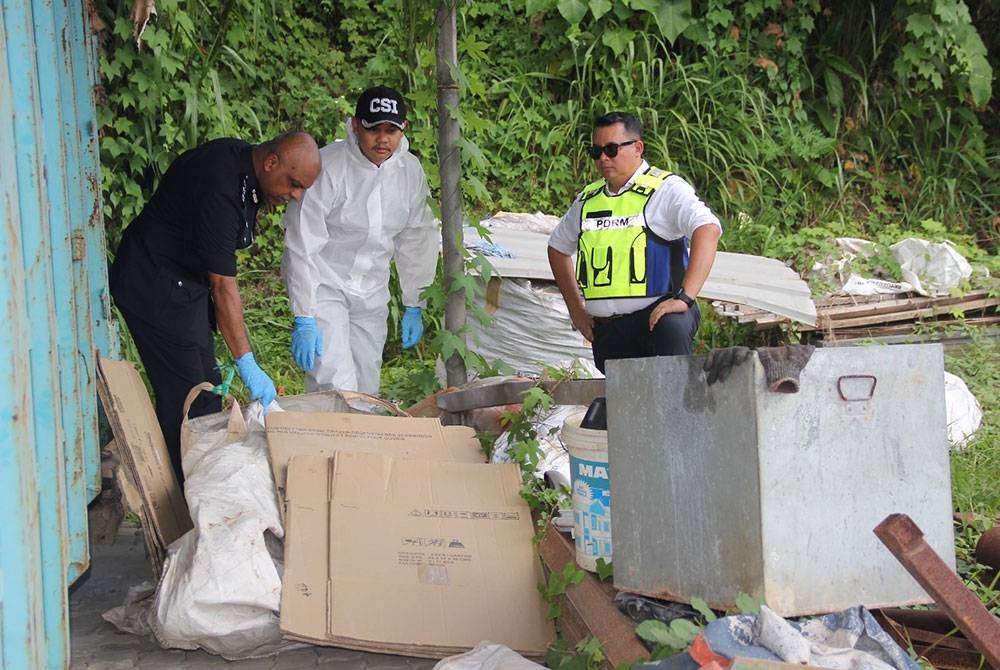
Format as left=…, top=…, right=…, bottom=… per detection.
left=948, top=330, right=1000, bottom=516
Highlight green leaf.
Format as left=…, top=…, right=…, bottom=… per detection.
left=690, top=597, right=717, bottom=622
left=556, top=0, right=588, bottom=24
left=595, top=557, right=614, bottom=581
left=905, top=13, right=936, bottom=39
left=634, top=619, right=687, bottom=648
left=526, top=0, right=555, bottom=15
left=669, top=617, right=702, bottom=643
left=588, top=0, right=612, bottom=21
left=601, top=29, right=635, bottom=57
left=823, top=69, right=843, bottom=111
left=735, top=592, right=763, bottom=613
left=630, top=0, right=692, bottom=44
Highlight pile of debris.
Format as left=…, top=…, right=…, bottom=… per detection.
left=96, top=357, right=554, bottom=662
left=717, top=287, right=999, bottom=343
left=711, top=236, right=997, bottom=346
left=95, top=347, right=999, bottom=670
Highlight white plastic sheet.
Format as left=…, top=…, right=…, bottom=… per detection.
left=434, top=640, right=546, bottom=670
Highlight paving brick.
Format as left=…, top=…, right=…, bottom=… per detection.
left=82, top=661, right=137, bottom=670
left=127, top=650, right=189, bottom=669
left=271, top=646, right=319, bottom=668
left=314, top=646, right=367, bottom=666
left=75, top=645, right=138, bottom=669
left=175, top=652, right=234, bottom=669
left=360, top=652, right=437, bottom=669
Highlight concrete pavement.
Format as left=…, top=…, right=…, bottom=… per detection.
left=69, top=523, right=438, bottom=669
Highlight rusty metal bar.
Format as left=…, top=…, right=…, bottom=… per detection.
left=874, top=513, right=1000, bottom=669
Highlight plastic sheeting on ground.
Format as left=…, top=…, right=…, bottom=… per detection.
left=639, top=605, right=918, bottom=670
left=703, top=605, right=916, bottom=670
left=490, top=403, right=586, bottom=491
left=813, top=236, right=984, bottom=298
left=433, top=640, right=546, bottom=670
left=890, top=238, right=973, bottom=297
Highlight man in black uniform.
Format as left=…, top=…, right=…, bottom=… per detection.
left=109, top=131, right=321, bottom=484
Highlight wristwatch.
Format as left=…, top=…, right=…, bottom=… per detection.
left=674, top=288, right=695, bottom=307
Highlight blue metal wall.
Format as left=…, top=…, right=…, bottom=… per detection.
left=1, top=0, right=115, bottom=667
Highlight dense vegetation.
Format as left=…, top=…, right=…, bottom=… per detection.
left=96, top=1, right=998, bottom=518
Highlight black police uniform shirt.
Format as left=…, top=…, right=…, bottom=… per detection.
left=109, top=138, right=260, bottom=339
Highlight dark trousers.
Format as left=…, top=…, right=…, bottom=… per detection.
left=118, top=305, right=221, bottom=485
left=591, top=301, right=700, bottom=374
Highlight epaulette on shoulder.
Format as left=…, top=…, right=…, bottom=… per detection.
left=631, top=166, right=672, bottom=196
left=579, top=179, right=606, bottom=201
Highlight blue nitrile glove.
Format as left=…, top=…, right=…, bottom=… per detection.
left=401, top=306, right=424, bottom=349
left=235, top=351, right=277, bottom=411
left=291, top=316, right=323, bottom=371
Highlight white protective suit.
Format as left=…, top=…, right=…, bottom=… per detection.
left=281, top=120, right=438, bottom=394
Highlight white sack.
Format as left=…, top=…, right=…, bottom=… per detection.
left=151, top=395, right=293, bottom=660
left=944, top=371, right=983, bottom=448
left=890, top=238, right=972, bottom=296
left=469, top=277, right=593, bottom=375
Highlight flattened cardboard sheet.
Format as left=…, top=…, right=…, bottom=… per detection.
left=265, top=411, right=484, bottom=509
left=280, top=452, right=554, bottom=658
left=96, top=357, right=192, bottom=563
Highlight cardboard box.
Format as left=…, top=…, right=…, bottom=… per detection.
left=280, top=451, right=555, bottom=658
left=265, top=411, right=485, bottom=511
left=96, top=357, right=192, bottom=575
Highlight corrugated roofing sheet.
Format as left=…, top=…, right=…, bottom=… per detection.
left=472, top=221, right=817, bottom=327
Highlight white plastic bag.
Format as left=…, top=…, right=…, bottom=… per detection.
left=890, top=238, right=972, bottom=296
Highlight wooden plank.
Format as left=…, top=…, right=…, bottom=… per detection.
left=740, top=291, right=998, bottom=331
left=816, top=298, right=998, bottom=330
left=538, top=526, right=649, bottom=669
left=818, top=292, right=997, bottom=323
left=827, top=315, right=1000, bottom=340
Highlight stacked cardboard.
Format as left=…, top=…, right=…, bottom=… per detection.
left=266, top=412, right=555, bottom=659
left=265, top=412, right=485, bottom=512
left=96, top=362, right=556, bottom=658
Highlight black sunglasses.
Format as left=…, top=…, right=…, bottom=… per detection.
left=587, top=139, right=639, bottom=159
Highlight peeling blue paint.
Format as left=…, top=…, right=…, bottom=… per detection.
left=1, top=1, right=115, bottom=667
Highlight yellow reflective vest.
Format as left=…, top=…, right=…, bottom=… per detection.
left=576, top=167, right=689, bottom=300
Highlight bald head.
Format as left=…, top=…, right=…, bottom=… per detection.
left=254, top=131, right=322, bottom=207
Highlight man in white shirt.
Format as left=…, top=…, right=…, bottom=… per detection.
left=547, top=111, right=722, bottom=373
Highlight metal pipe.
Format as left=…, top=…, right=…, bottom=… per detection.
left=874, top=513, right=1000, bottom=669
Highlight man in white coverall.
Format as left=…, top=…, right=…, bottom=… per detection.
left=281, top=86, right=438, bottom=394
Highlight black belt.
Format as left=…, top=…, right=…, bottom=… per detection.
left=591, top=295, right=677, bottom=326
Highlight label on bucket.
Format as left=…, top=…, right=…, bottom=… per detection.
left=570, top=454, right=611, bottom=568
